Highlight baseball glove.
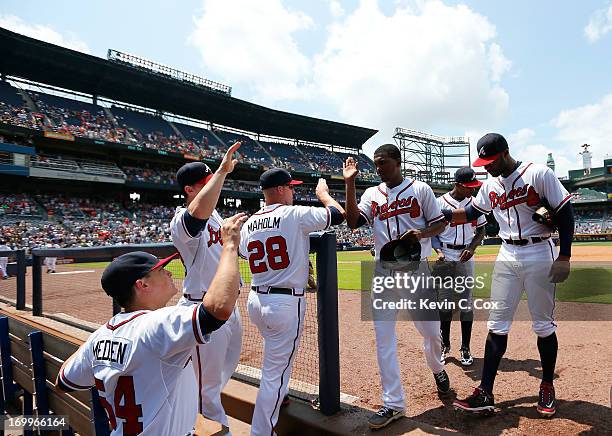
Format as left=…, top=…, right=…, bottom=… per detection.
left=379, top=239, right=421, bottom=271
left=532, top=200, right=556, bottom=229
left=307, top=260, right=317, bottom=290
left=430, top=259, right=455, bottom=280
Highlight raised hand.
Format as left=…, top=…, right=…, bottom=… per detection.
left=315, top=178, right=329, bottom=199
left=221, top=213, right=248, bottom=248
left=218, top=141, right=241, bottom=175
left=343, top=157, right=359, bottom=181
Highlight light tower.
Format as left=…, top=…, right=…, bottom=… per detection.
left=392, top=128, right=471, bottom=184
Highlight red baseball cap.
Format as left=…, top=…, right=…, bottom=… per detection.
left=473, top=133, right=508, bottom=167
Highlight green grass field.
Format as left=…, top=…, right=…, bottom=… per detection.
left=64, top=241, right=611, bottom=304
left=336, top=242, right=612, bottom=304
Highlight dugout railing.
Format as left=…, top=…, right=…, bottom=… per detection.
left=0, top=249, right=27, bottom=310
left=14, top=232, right=340, bottom=415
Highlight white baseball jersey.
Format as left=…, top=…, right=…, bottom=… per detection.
left=437, top=193, right=487, bottom=246
left=239, top=203, right=330, bottom=289
left=472, top=163, right=571, bottom=240
left=59, top=305, right=210, bottom=436
left=171, top=207, right=224, bottom=299
left=358, top=179, right=445, bottom=259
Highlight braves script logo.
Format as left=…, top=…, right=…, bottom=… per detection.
left=371, top=197, right=421, bottom=221
left=489, top=184, right=540, bottom=210
left=450, top=220, right=478, bottom=228
left=207, top=224, right=223, bottom=247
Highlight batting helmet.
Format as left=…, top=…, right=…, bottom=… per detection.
left=379, top=239, right=421, bottom=271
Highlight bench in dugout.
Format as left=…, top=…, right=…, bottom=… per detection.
left=0, top=313, right=111, bottom=435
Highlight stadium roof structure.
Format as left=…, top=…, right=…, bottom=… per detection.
left=0, top=28, right=377, bottom=149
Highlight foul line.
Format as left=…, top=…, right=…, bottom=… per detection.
left=50, top=270, right=95, bottom=275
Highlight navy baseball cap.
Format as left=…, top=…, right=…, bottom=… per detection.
left=454, top=167, right=482, bottom=188
left=473, top=133, right=509, bottom=167
left=101, top=251, right=178, bottom=298
left=260, top=168, right=303, bottom=189
left=176, top=162, right=213, bottom=188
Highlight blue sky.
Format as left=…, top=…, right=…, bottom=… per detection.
left=1, top=0, right=611, bottom=176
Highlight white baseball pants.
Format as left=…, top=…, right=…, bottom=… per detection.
left=179, top=298, right=242, bottom=428
left=488, top=239, right=558, bottom=337
left=247, top=291, right=305, bottom=436
left=372, top=263, right=444, bottom=411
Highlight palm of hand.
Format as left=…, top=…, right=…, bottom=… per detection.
left=343, top=166, right=358, bottom=179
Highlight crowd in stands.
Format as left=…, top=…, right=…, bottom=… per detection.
left=575, top=221, right=611, bottom=234
left=0, top=194, right=41, bottom=217
left=0, top=102, right=42, bottom=130
left=0, top=192, right=374, bottom=251
left=30, top=93, right=129, bottom=143
left=336, top=224, right=374, bottom=247
left=574, top=208, right=607, bottom=220
left=1, top=81, right=379, bottom=179
left=5, top=191, right=612, bottom=253
left=124, top=166, right=177, bottom=185
left=573, top=208, right=611, bottom=234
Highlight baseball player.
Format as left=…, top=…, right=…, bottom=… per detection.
left=44, top=242, right=58, bottom=273
left=344, top=144, right=451, bottom=430
left=240, top=168, right=345, bottom=436
left=445, top=133, right=574, bottom=417
left=170, top=142, right=243, bottom=428
left=433, top=167, right=487, bottom=367
left=0, top=239, right=9, bottom=279
left=56, top=212, right=247, bottom=436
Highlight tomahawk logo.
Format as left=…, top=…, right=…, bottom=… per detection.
left=207, top=224, right=223, bottom=247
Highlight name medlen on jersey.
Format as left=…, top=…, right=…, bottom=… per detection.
left=93, top=337, right=131, bottom=369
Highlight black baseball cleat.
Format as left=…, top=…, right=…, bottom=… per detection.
left=434, top=369, right=450, bottom=394
left=440, top=344, right=451, bottom=365
left=537, top=381, right=556, bottom=418
left=459, top=347, right=474, bottom=367
left=453, top=387, right=495, bottom=415
left=281, top=394, right=290, bottom=408
left=367, top=406, right=405, bottom=429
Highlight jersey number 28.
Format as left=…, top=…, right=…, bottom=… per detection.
left=247, top=236, right=290, bottom=273
left=95, top=376, right=143, bottom=435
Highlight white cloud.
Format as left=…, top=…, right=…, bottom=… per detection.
left=189, top=0, right=313, bottom=101
left=329, top=0, right=345, bottom=18
left=509, top=128, right=535, bottom=145
left=503, top=127, right=574, bottom=177
left=0, top=14, right=91, bottom=53
left=313, top=0, right=511, bottom=158
left=584, top=4, right=612, bottom=43
left=552, top=93, right=612, bottom=173
left=488, top=43, right=512, bottom=82
left=190, top=0, right=511, bottom=137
